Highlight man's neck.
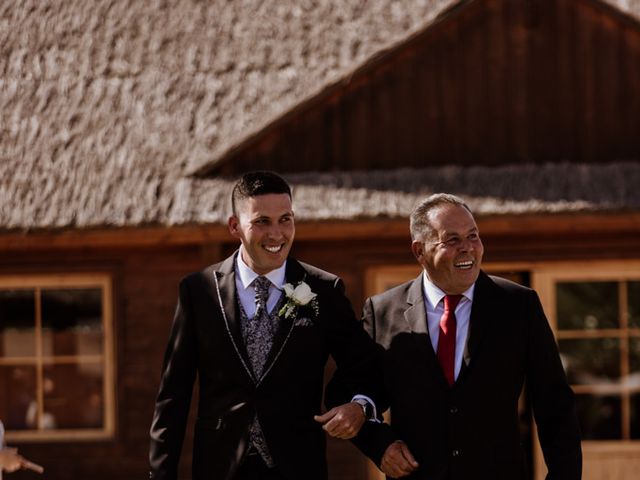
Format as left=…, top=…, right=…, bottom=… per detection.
left=236, top=247, right=287, bottom=289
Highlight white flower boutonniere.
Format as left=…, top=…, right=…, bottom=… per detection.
left=279, top=281, right=319, bottom=320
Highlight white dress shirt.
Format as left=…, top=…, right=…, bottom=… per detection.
left=422, top=272, right=476, bottom=381
left=235, top=248, right=287, bottom=317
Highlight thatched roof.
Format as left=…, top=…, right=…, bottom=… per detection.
left=7, top=161, right=636, bottom=230
left=185, top=162, right=640, bottom=223
left=2, top=0, right=640, bottom=232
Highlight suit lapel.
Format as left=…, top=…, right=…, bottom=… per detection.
left=403, top=275, right=429, bottom=335
left=213, top=253, right=255, bottom=383
left=257, top=259, right=303, bottom=384
left=257, top=258, right=304, bottom=384
left=404, top=275, right=450, bottom=389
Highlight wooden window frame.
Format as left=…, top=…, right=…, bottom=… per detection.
left=532, top=260, right=640, bottom=476
left=532, top=261, right=640, bottom=436
left=0, top=273, right=115, bottom=442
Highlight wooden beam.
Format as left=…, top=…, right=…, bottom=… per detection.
left=0, top=213, right=639, bottom=251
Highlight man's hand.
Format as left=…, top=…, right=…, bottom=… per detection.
left=0, top=448, right=23, bottom=472
left=314, top=401, right=366, bottom=439
left=0, top=448, right=44, bottom=474
left=380, top=440, right=419, bottom=478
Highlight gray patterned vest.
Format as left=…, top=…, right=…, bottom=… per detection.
left=237, top=278, right=286, bottom=467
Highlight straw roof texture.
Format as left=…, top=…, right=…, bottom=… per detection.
left=1, top=0, right=640, bottom=231
left=132, top=161, right=640, bottom=226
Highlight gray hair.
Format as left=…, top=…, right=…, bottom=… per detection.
left=410, top=193, right=472, bottom=241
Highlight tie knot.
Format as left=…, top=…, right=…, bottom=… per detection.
left=254, top=276, right=271, bottom=294
left=444, top=294, right=463, bottom=312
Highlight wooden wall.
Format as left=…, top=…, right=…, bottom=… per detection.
left=1, top=214, right=640, bottom=479
left=0, top=245, right=207, bottom=480
left=212, top=0, right=640, bottom=175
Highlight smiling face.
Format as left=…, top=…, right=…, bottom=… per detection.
left=228, top=193, right=295, bottom=275
left=411, top=203, right=484, bottom=294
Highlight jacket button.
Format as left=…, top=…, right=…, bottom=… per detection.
left=450, top=406, right=458, bottom=414
left=452, top=449, right=460, bottom=457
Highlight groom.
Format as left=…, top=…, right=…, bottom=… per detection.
left=149, top=171, right=382, bottom=480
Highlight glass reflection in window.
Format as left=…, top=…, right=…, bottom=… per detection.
left=559, top=338, right=620, bottom=384
left=629, top=338, right=640, bottom=387
left=629, top=282, right=640, bottom=329
left=632, top=394, right=640, bottom=440
left=557, top=282, right=618, bottom=330
left=0, top=366, right=37, bottom=430
left=575, top=394, right=622, bottom=440
left=42, top=363, right=103, bottom=429
left=0, top=290, right=36, bottom=357
left=41, top=289, right=103, bottom=357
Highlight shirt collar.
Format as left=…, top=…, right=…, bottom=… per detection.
left=236, top=247, right=287, bottom=290
left=421, top=270, right=475, bottom=310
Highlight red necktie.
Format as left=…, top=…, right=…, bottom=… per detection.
left=437, top=294, right=463, bottom=386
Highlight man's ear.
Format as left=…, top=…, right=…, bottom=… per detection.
left=228, top=216, right=240, bottom=238
left=410, top=240, right=424, bottom=263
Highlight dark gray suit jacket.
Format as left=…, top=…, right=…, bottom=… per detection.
left=349, top=272, right=582, bottom=480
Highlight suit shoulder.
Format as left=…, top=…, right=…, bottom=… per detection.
left=180, top=264, right=220, bottom=287
left=296, top=260, right=339, bottom=283
left=485, top=274, right=536, bottom=301
left=369, top=279, right=414, bottom=305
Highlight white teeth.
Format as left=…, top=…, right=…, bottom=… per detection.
left=455, top=260, right=473, bottom=269
left=264, top=245, right=282, bottom=253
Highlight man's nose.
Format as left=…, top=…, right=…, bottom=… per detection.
left=459, top=237, right=475, bottom=251
left=266, top=223, right=284, bottom=238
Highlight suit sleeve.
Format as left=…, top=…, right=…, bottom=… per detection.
left=526, top=290, right=582, bottom=480
left=149, top=279, right=198, bottom=480
left=323, top=280, right=387, bottom=414
left=349, top=297, right=400, bottom=466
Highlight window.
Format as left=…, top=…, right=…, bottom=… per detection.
left=0, top=274, right=115, bottom=441
left=534, top=265, right=640, bottom=443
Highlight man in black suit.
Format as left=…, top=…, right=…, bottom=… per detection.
left=149, top=171, right=381, bottom=480
left=350, top=193, right=582, bottom=479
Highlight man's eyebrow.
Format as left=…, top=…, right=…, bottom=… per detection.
left=441, top=227, right=478, bottom=238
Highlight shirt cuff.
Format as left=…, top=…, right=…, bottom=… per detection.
left=351, top=394, right=381, bottom=423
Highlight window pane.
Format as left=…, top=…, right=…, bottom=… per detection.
left=0, top=290, right=36, bottom=357
left=41, top=289, right=103, bottom=356
left=629, top=281, right=640, bottom=328
left=575, top=394, right=622, bottom=440
left=630, top=338, right=640, bottom=383
left=42, top=363, right=104, bottom=429
left=632, top=393, right=640, bottom=440
left=559, top=338, right=620, bottom=384
left=0, top=365, right=37, bottom=430
left=557, top=281, right=619, bottom=330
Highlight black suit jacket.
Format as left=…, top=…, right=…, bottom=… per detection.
left=149, top=253, right=382, bottom=480
left=351, top=272, right=581, bottom=480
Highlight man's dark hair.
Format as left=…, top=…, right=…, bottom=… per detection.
left=231, top=171, right=292, bottom=216
left=410, top=193, right=472, bottom=241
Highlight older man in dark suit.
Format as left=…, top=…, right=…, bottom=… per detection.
left=149, top=171, right=382, bottom=480
left=347, top=193, right=582, bottom=479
